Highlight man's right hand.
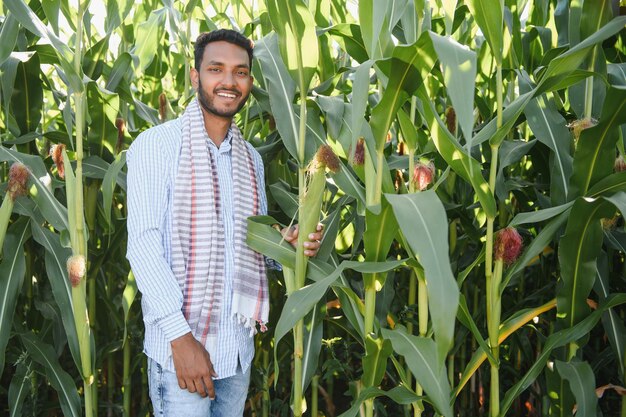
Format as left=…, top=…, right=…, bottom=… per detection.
left=171, top=332, right=218, bottom=399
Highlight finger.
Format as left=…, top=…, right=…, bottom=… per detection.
left=194, top=378, right=207, bottom=398
left=186, top=378, right=197, bottom=393
left=304, top=241, right=321, bottom=250
left=177, top=376, right=187, bottom=390
left=308, top=232, right=323, bottom=241
left=203, top=375, right=216, bottom=400
left=316, top=223, right=324, bottom=231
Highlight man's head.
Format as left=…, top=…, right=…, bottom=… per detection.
left=191, top=30, right=254, bottom=120
left=194, top=29, right=253, bottom=71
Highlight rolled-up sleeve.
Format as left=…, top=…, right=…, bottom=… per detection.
left=126, top=131, right=190, bottom=342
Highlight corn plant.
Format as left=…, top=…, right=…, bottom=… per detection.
left=2, top=1, right=626, bottom=417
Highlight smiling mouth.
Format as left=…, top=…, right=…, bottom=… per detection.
left=216, top=91, right=239, bottom=99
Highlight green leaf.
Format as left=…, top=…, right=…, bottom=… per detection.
left=0, top=219, right=30, bottom=376
left=315, top=95, right=345, bottom=140
left=578, top=0, right=613, bottom=44
left=83, top=34, right=110, bottom=80
left=4, top=0, right=81, bottom=91
left=440, top=0, right=457, bottom=35
left=371, top=34, right=436, bottom=153
left=265, top=0, right=319, bottom=91
left=382, top=326, right=453, bottom=417
left=429, top=32, right=476, bottom=143
left=102, top=152, right=127, bottom=227
left=362, top=333, right=393, bottom=388
left=269, top=182, right=298, bottom=219
left=358, top=0, right=394, bottom=60
left=386, top=191, right=459, bottom=361
left=495, top=139, right=537, bottom=200
left=557, top=196, right=615, bottom=329
left=105, top=52, right=133, bottom=92
left=333, top=160, right=366, bottom=206
left=30, top=223, right=82, bottom=373
left=105, top=0, right=135, bottom=33
left=246, top=217, right=333, bottom=281
left=132, top=8, right=167, bottom=71
left=351, top=59, right=375, bottom=151
left=337, top=385, right=422, bottom=417
left=456, top=294, right=497, bottom=366
left=8, top=362, right=31, bottom=417
left=509, top=202, right=574, bottom=227
left=472, top=91, right=534, bottom=149
left=537, top=17, right=626, bottom=93
left=465, top=0, right=503, bottom=64
left=0, top=13, right=20, bottom=67
left=302, top=300, right=324, bottom=390
left=274, top=259, right=406, bottom=356
left=503, top=210, right=570, bottom=290
left=82, top=155, right=127, bottom=190
left=587, top=171, right=626, bottom=197
left=0, top=147, right=69, bottom=231
left=607, top=63, right=626, bottom=87
left=555, top=360, right=597, bottom=417
left=333, top=287, right=365, bottom=341
left=254, top=34, right=317, bottom=162
left=326, top=24, right=369, bottom=64
left=10, top=52, right=43, bottom=136
left=20, top=332, right=81, bottom=417
left=397, top=108, right=418, bottom=151
left=522, top=79, right=573, bottom=205
left=594, top=254, right=626, bottom=381
left=499, top=294, right=626, bottom=416
left=455, top=299, right=557, bottom=397
left=86, top=81, right=120, bottom=155
left=41, top=0, right=60, bottom=34
left=569, top=85, right=626, bottom=197
left=363, top=200, right=398, bottom=288
left=416, top=88, right=496, bottom=219
left=365, top=34, right=436, bottom=211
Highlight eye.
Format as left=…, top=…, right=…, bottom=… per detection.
left=208, top=67, right=221, bottom=73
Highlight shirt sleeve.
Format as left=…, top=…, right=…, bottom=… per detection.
left=251, top=146, right=282, bottom=271
left=126, top=129, right=191, bottom=342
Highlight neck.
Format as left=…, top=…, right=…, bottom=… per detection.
left=201, top=109, right=232, bottom=147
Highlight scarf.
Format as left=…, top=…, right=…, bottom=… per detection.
left=171, top=98, right=268, bottom=348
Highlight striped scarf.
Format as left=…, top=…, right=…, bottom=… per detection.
left=171, top=98, right=268, bottom=349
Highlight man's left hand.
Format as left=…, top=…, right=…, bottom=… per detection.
left=281, top=224, right=323, bottom=257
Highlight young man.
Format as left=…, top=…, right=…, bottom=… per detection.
left=126, top=29, right=322, bottom=417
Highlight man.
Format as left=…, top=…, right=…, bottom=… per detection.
left=126, top=29, right=322, bottom=417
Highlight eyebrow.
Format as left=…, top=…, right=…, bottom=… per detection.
left=206, top=60, right=250, bottom=69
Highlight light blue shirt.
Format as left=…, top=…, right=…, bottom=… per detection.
left=126, top=118, right=268, bottom=379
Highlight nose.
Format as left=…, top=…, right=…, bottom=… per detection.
left=220, top=70, right=236, bottom=88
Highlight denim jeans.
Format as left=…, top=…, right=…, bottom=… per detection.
left=148, top=358, right=251, bottom=417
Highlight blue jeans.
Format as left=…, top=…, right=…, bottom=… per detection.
left=148, top=358, right=251, bottom=417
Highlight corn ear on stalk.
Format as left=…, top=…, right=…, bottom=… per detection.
left=295, top=145, right=340, bottom=287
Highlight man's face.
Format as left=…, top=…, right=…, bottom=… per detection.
left=192, top=40, right=253, bottom=120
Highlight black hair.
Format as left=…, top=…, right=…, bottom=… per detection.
left=194, top=29, right=254, bottom=70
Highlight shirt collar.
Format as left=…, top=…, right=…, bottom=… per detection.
left=206, top=127, right=233, bottom=152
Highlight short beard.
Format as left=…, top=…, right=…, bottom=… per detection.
left=197, top=78, right=249, bottom=119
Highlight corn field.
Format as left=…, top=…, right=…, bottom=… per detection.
left=1, top=0, right=626, bottom=416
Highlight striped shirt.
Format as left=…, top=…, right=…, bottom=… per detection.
left=126, top=118, right=267, bottom=378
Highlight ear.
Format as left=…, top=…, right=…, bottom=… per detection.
left=190, top=67, right=199, bottom=90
